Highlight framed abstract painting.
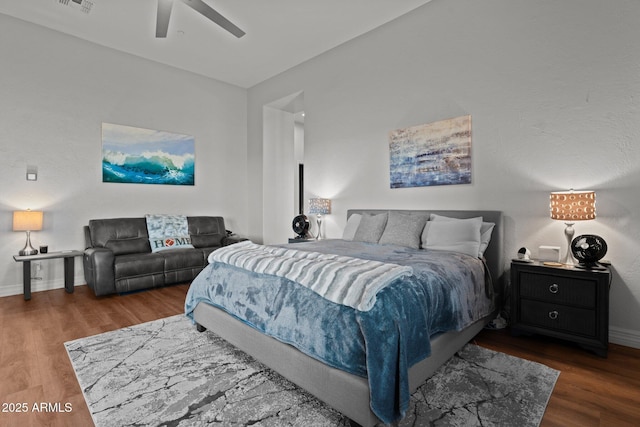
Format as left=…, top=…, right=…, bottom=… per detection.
left=102, top=123, right=195, bottom=186
left=389, top=115, right=471, bottom=188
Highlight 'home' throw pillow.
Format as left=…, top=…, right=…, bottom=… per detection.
left=145, top=214, right=194, bottom=252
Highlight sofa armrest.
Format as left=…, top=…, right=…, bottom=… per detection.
left=83, top=247, right=117, bottom=296
left=222, top=235, right=248, bottom=246
left=83, top=225, right=93, bottom=249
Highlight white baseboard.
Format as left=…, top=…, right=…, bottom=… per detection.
left=609, top=326, right=640, bottom=349
left=0, top=276, right=86, bottom=298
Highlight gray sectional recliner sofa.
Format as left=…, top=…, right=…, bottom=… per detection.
left=83, top=216, right=245, bottom=296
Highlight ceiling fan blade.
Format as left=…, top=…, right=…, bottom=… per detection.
left=156, top=0, right=173, bottom=38
left=181, top=0, right=245, bottom=38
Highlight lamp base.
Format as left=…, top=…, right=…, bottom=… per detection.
left=562, top=222, right=576, bottom=266
left=18, top=231, right=38, bottom=256
left=315, top=214, right=323, bottom=240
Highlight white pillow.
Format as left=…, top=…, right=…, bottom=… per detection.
left=424, top=216, right=482, bottom=258
left=342, top=214, right=362, bottom=241
left=478, top=222, right=495, bottom=258
left=427, top=214, right=495, bottom=257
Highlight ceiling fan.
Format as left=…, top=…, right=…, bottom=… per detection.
left=156, top=0, right=245, bottom=39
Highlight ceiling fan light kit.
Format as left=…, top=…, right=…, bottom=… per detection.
left=156, top=0, right=245, bottom=39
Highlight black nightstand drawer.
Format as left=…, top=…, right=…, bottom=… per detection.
left=520, top=299, right=596, bottom=336
left=510, top=261, right=611, bottom=357
left=519, top=272, right=597, bottom=308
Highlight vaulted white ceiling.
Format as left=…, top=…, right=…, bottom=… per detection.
left=0, top=0, right=432, bottom=88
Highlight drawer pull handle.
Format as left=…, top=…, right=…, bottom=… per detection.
left=549, top=284, right=559, bottom=294
left=549, top=310, right=559, bottom=320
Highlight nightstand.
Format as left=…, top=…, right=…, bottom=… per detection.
left=510, top=260, right=611, bottom=357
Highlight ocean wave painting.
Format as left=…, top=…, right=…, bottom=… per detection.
left=389, top=115, right=471, bottom=188
left=102, top=123, right=195, bottom=185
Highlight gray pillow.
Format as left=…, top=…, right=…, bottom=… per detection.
left=379, top=211, right=428, bottom=249
left=353, top=212, right=388, bottom=243
left=342, top=214, right=362, bottom=241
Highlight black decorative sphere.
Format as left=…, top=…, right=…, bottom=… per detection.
left=571, top=234, right=607, bottom=267
left=292, top=214, right=310, bottom=239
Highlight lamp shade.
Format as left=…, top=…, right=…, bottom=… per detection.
left=308, top=198, right=331, bottom=215
left=13, top=210, right=43, bottom=231
left=550, top=191, right=595, bottom=221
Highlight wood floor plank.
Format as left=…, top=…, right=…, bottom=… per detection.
left=1, top=284, right=639, bottom=426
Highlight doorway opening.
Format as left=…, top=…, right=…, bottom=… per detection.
left=262, top=91, right=304, bottom=244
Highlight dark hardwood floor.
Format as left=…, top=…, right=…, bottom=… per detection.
left=1, top=284, right=639, bottom=426
left=474, top=328, right=640, bottom=426
left=0, top=284, right=189, bottom=427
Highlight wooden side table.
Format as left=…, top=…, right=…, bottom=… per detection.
left=13, top=250, right=84, bottom=301
left=510, top=260, right=611, bottom=357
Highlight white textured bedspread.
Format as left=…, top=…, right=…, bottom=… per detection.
left=208, top=240, right=413, bottom=311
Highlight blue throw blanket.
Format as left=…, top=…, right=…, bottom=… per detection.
left=185, top=240, right=493, bottom=424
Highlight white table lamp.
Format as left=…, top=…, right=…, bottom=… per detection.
left=13, top=210, right=44, bottom=256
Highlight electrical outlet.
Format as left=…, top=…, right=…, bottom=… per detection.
left=32, top=262, right=43, bottom=280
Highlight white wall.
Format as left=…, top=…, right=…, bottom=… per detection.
left=247, top=0, right=640, bottom=346
left=0, top=15, right=248, bottom=296
left=262, top=106, right=295, bottom=244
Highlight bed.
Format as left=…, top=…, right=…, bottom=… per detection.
left=185, top=209, right=504, bottom=426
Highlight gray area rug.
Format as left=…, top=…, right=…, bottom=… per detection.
left=65, top=315, right=559, bottom=426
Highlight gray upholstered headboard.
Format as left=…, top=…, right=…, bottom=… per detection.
left=347, top=209, right=505, bottom=296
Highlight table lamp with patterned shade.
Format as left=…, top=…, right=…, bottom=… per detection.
left=13, top=210, right=44, bottom=256
left=550, top=190, right=595, bottom=265
left=308, top=198, right=331, bottom=240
